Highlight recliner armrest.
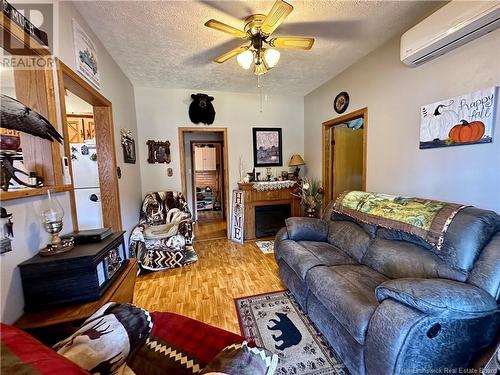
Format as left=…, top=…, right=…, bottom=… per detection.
left=285, top=217, right=328, bottom=242
left=375, top=278, right=498, bottom=315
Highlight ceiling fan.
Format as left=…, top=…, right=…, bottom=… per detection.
left=204, top=0, right=315, bottom=75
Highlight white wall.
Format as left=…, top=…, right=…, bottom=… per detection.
left=1, top=193, right=73, bottom=323
left=65, top=91, right=93, bottom=114
left=0, top=2, right=141, bottom=323
left=134, top=88, right=305, bottom=215
left=305, top=29, right=500, bottom=212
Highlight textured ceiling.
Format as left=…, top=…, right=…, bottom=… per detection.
left=73, top=1, right=441, bottom=95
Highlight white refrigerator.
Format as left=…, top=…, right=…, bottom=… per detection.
left=70, top=142, right=104, bottom=230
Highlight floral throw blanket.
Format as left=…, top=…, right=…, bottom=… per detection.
left=333, top=191, right=467, bottom=249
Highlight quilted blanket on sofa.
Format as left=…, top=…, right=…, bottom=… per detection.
left=334, top=190, right=466, bottom=249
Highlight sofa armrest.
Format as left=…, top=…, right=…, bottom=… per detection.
left=285, top=217, right=328, bottom=242
left=375, top=278, right=498, bottom=315
left=275, top=227, right=288, bottom=242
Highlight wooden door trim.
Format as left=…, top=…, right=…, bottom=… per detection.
left=179, top=128, right=229, bottom=237
left=322, top=107, right=368, bottom=207
left=57, top=59, right=122, bottom=231
left=56, top=59, right=111, bottom=106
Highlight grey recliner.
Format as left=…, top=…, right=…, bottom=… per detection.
left=274, top=196, right=500, bottom=374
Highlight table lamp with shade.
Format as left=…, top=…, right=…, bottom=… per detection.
left=289, top=154, right=305, bottom=179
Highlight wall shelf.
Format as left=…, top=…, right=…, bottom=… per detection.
left=0, top=185, right=73, bottom=201
left=1, top=15, right=68, bottom=203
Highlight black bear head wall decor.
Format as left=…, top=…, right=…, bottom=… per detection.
left=189, top=93, right=215, bottom=125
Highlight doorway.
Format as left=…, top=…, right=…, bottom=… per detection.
left=322, top=108, right=367, bottom=206
left=57, top=59, right=122, bottom=232
left=179, top=128, right=229, bottom=241
left=64, top=91, right=102, bottom=230
left=192, top=141, right=224, bottom=222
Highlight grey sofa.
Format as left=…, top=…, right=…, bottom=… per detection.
left=275, top=199, right=500, bottom=375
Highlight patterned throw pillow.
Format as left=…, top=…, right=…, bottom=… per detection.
left=201, top=341, right=278, bottom=375
left=54, top=303, right=152, bottom=375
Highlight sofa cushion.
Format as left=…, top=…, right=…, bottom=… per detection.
left=467, top=232, right=500, bottom=300
left=285, top=217, right=328, bottom=242
left=297, top=241, right=358, bottom=266
left=362, top=238, right=467, bottom=281
left=201, top=341, right=278, bottom=375
left=128, top=312, right=243, bottom=375
left=306, top=265, right=388, bottom=344
left=54, top=303, right=152, bottom=374
left=376, top=227, right=432, bottom=250
left=276, top=240, right=356, bottom=280
left=437, top=207, right=500, bottom=272
left=327, top=221, right=372, bottom=262
left=375, top=278, right=498, bottom=315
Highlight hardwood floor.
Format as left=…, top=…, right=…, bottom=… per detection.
left=197, top=210, right=223, bottom=222
left=194, top=219, right=227, bottom=241
left=133, top=238, right=284, bottom=334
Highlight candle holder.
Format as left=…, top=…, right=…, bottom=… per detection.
left=38, top=190, right=74, bottom=256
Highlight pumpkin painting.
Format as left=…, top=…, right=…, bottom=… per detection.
left=420, top=104, right=458, bottom=141
left=448, top=120, right=485, bottom=143
left=420, top=87, right=496, bottom=149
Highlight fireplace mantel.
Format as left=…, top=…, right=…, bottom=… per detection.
left=238, top=183, right=300, bottom=240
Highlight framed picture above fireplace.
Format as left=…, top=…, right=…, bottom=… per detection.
left=252, top=127, right=283, bottom=167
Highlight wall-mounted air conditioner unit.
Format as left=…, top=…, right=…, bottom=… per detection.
left=401, top=1, right=500, bottom=67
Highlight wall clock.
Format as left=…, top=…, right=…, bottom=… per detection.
left=334, top=92, right=350, bottom=114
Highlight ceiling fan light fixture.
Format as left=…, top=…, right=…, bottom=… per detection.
left=237, top=50, right=254, bottom=70
left=254, top=62, right=268, bottom=76
left=263, top=48, right=280, bottom=68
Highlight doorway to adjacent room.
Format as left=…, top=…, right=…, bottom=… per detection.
left=57, top=59, right=122, bottom=232
left=63, top=91, right=102, bottom=230
left=322, top=108, right=368, bottom=206
left=179, top=128, right=229, bottom=241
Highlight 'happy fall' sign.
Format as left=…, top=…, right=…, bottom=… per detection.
left=420, top=86, right=498, bottom=149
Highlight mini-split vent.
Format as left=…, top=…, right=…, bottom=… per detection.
left=401, top=1, right=500, bottom=67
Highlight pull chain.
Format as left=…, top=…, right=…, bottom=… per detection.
left=257, top=75, right=263, bottom=113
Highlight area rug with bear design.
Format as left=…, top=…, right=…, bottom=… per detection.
left=235, top=291, right=348, bottom=375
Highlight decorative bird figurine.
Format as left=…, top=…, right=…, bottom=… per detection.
left=0, top=94, right=63, bottom=143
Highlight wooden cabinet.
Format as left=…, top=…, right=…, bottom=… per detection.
left=66, top=114, right=95, bottom=142
left=84, top=118, right=95, bottom=140
left=194, top=147, right=216, bottom=171
left=67, top=118, right=84, bottom=143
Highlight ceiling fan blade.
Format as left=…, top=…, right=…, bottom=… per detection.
left=214, top=45, right=249, bottom=63
left=269, top=37, right=315, bottom=50
left=279, top=20, right=363, bottom=41
left=205, top=19, right=247, bottom=38
left=199, top=1, right=255, bottom=20
left=261, top=0, right=293, bottom=36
